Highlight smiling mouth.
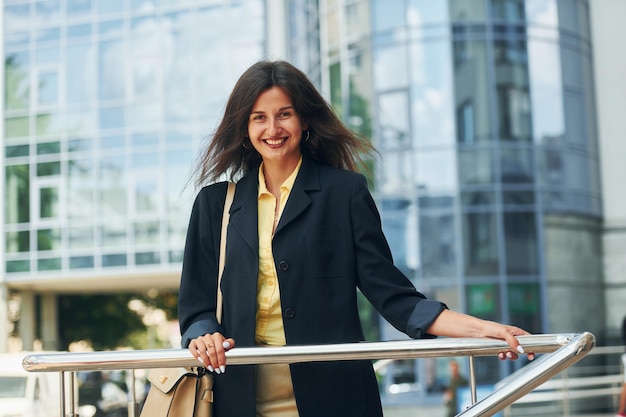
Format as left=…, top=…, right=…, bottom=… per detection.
left=264, top=138, right=287, bottom=146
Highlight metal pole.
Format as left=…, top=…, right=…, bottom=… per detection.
left=128, top=369, right=138, bottom=417
left=67, top=371, right=78, bottom=417
left=468, top=355, right=477, bottom=404
left=59, top=372, right=66, bottom=417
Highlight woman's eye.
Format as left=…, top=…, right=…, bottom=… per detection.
left=279, top=111, right=291, bottom=119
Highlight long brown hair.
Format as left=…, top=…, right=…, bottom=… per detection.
left=194, top=60, right=376, bottom=186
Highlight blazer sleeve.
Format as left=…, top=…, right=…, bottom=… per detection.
left=178, top=182, right=228, bottom=348
left=349, top=175, right=447, bottom=339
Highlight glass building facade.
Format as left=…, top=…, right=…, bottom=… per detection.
left=320, top=0, right=601, bottom=404
left=2, top=0, right=613, bottom=410
left=3, top=0, right=265, bottom=277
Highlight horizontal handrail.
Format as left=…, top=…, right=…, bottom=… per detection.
left=22, top=332, right=595, bottom=417
left=23, top=333, right=578, bottom=372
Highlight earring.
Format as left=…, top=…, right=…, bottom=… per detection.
left=303, top=130, right=310, bottom=143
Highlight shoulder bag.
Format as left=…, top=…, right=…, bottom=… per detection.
left=139, top=182, right=236, bottom=417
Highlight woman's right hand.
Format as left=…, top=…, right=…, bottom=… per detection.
left=188, top=333, right=236, bottom=374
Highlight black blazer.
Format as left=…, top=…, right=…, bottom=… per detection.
left=178, top=156, right=446, bottom=417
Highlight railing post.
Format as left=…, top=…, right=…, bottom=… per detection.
left=59, top=372, right=66, bottom=417
left=128, top=369, right=138, bottom=417
left=468, top=355, right=477, bottom=405
left=68, top=371, right=78, bottom=417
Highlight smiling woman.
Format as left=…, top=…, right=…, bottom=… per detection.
left=178, top=60, right=533, bottom=417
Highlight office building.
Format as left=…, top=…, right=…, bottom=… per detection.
left=2, top=0, right=625, bottom=407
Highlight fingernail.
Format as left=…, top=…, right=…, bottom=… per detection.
left=506, top=352, right=513, bottom=359
left=220, top=365, right=226, bottom=374
left=207, top=365, right=214, bottom=373
left=214, top=367, right=221, bottom=375
left=223, top=341, right=231, bottom=349
left=517, top=345, right=525, bottom=354
left=197, top=357, right=204, bottom=364
left=529, top=353, right=535, bottom=361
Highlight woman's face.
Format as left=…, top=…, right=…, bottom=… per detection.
left=247, top=86, right=307, bottom=167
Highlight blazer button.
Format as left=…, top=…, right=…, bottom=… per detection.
left=284, top=308, right=295, bottom=319
left=278, top=261, right=289, bottom=271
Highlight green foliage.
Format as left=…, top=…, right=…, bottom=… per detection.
left=58, top=293, right=178, bottom=351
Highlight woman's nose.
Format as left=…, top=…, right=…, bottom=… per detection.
left=267, top=118, right=282, bottom=135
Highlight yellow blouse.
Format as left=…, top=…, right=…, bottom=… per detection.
left=255, top=157, right=302, bottom=346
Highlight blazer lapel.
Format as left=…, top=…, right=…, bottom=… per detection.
left=228, top=171, right=259, bottom=256
left=274, top=156, right=320, bottom=236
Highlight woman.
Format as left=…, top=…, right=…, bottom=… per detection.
left=178, top=60, right=534, bottom=417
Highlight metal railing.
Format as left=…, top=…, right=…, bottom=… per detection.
left=22, top=332, right=596, bottom=417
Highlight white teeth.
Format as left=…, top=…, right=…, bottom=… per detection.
left=266, top=138, right=285, bottom=145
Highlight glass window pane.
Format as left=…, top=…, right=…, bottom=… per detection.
left=500, top=147, right=534, bottom=184
left=467, top=283, right=500, bottom=320
left=67, top=0, right=92, bottom=17
left=134, top=221, right=160, bottom=245
left=136, top=252, right=160, bottom=265
left=378, top=91, right=410, bottom=149
left=35, top=0, right=61, bottom=25
left=6, top=144, right=29, bottom=158
left=69, top=226, right=94, bottom=249
left=374, top=44, right=408, bottom=91
left=98, top=0, right=124, bottom=14
left=380, top=151, right=413, bottom=193
left=450, top=0, right=488, bottom=20
left=503, top=191, right=534, bottom=206
left=37, top=141, right=60, bottom=155
left=564, top=91, right=586, bottom=146
left=99, top=106, right=126, bottom=130
left=408, top=0, right=449, bottom=24
left=381, top=197, right=415, bottom=278
left=68, top=158, right=94, bottom=219
left=462, top=212, right=499, bottom=276
left=6, top=260, right=30, bottom=273
left=37, top=228, right=61, bottom=251
left=5, top=164, right=30, bottom=223
left=67, top=44, right=95, bottom=103
left=36, top=112, right=64, bottom=136
left=101, top=224, right=127, bottom=248
left=99, top=40, right=125, bottom=100
left=67, top=23, right=91, bottom=38
left=36, top=46, right=60, bottom=65
left=420, top=212, right=456, bottom=278
left=528, top=40, right=564, bottom=143
left=461, top=191, right=495, bottom=207
left=5, top=231, right=30, bottom=253
left=99, top=135, right=124, bottom=151
left=38, top=258, right=61, bottom=271
left=458, top=148, right=494, bottom=185
left=134, top=176, right=159, bottom=213
left=68, top=138, right=92, bottom=153
left=508, top=282, right=541, bottom=332
left=504, top=212, right=538, bottom=275
left=5, top=51, right=30, bottom=110
left=5, top=116, right=30, bottom=138
left=416, top=150, right=458, bottom=190
left=40, top=187, right=59, bottom=218
left=70, top=256, right=94, bottom=269
left=372, top=0, right=405, bottom=31
left=490, top=0, right=525, bottom=21
left=409, top=39, right=455, bottom=146
left=99, top=155, right=127, bottom=216
left=103, top=254, right=127, bottom=267
left=453, top=41, right=492, bottom=142
left=37, top=161, right=61, bottom=176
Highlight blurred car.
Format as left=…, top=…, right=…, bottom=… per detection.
left=0, top=352, right=60, bottom=417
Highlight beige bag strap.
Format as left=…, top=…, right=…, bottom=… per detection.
left=216, top=182, right=235, bottom=324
